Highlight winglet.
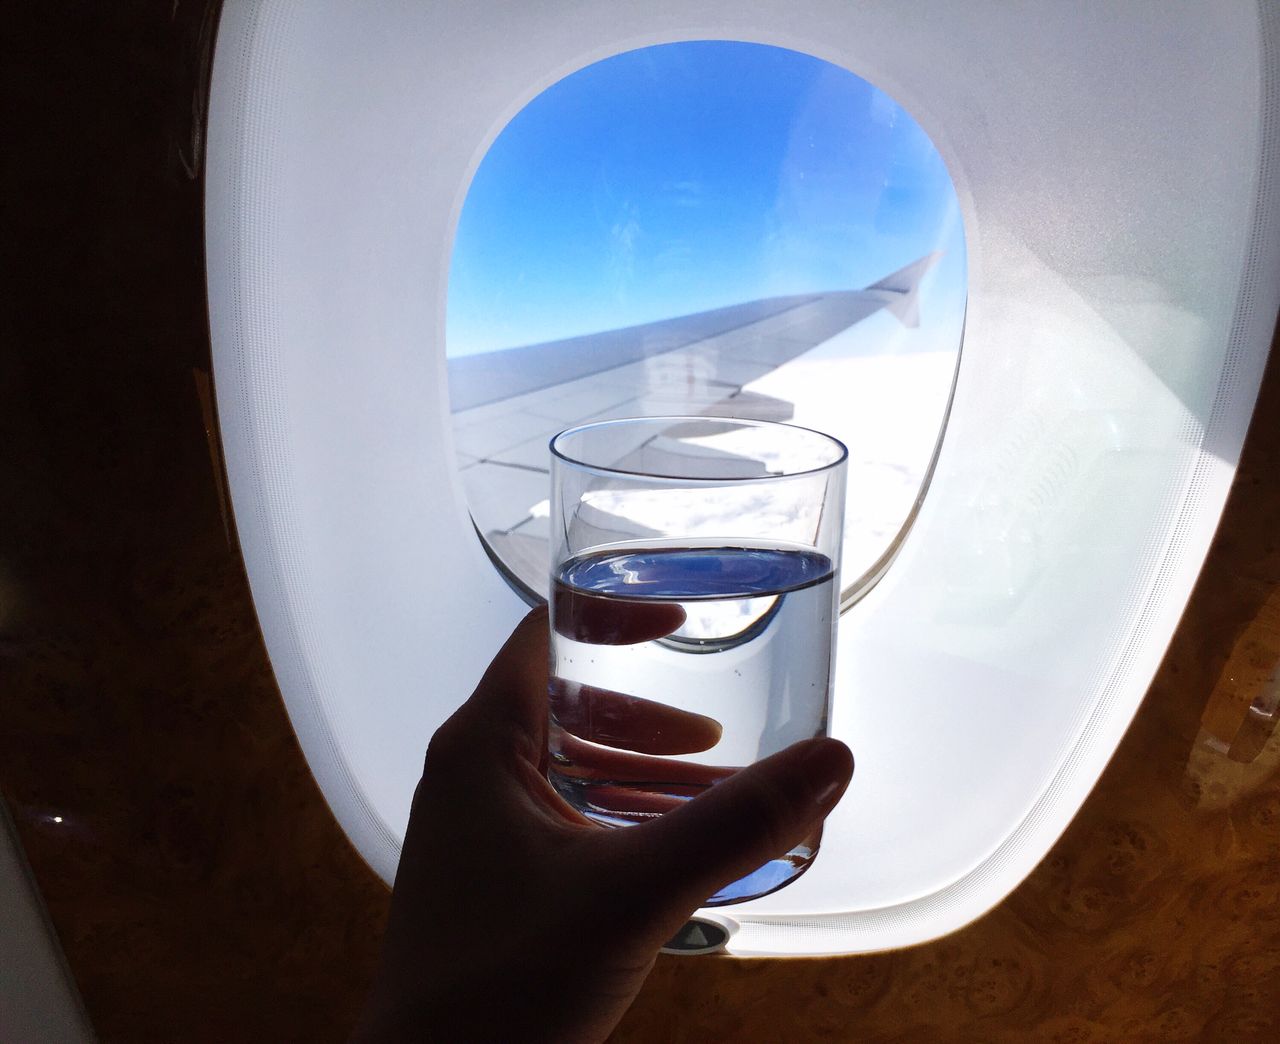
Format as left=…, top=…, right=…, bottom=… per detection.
left=865, top=251, right=943, bottom=328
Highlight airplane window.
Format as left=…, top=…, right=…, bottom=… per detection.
left=447, top=41, right=966, bottom=604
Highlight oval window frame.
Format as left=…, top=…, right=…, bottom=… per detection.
left=443, top=39, right=968, bottom=614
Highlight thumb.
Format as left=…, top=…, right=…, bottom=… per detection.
left=613, top=738, right=854, bottom=920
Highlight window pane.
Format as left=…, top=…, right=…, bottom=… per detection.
left=447, top=41, right=966, bottom=602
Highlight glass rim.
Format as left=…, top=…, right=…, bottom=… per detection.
left=549, top=415, right=849, bottom=482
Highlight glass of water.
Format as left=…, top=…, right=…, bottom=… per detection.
left=548, top=416, right=847, bottom=905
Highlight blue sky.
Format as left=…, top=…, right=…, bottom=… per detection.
left=447, top=41, right=965, bottom=358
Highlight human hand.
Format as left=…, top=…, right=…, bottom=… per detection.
left=353, top=605, right=853, bottom=1043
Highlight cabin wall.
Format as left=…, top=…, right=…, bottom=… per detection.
left=2, top=2, right=1277, bottom=1040
left=0, top=798, right=92, bottom=1041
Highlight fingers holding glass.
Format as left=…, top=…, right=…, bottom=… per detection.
left=549, top=677, right=722, bottom=755
left=552, top=586, right=686, bottom=645
left=549, top=593, right=732, bottom=823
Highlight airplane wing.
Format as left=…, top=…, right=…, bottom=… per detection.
left=448, top=251, right=941, bottom=591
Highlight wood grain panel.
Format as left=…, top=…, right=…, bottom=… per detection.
left=0, top=3, right=389, bottom=1039
left=2, top=3, right=1276, bottom=1040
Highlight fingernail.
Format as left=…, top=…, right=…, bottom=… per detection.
left=795, top=739, right=854, bottom=809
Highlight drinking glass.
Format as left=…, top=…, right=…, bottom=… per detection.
left=548, top=416, right=847, bottom=904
